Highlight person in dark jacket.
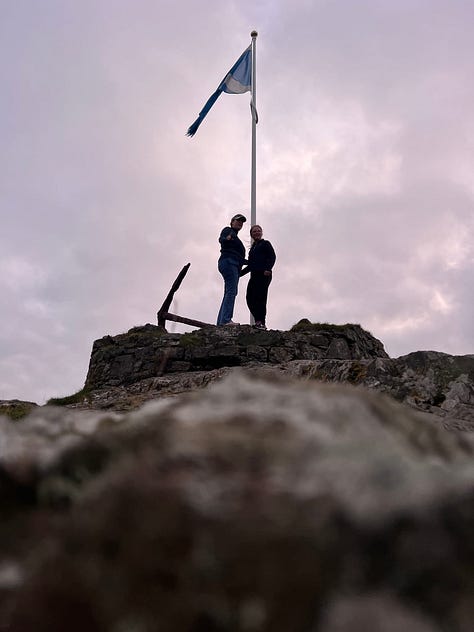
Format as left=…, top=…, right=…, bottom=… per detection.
left=216, top=213, right=247, bottom=326
left=241, top=225, right=276, bottom=329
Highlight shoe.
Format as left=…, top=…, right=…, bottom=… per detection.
left=253, top=322, right=266, bottom=330
left=224, top=320, right=240, bottom=326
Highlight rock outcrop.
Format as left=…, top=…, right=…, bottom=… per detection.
left=75, top=322, right=474, bottom=430
left=2, top=321, right=474, bottom=629
left=84, top=321, right=388, bottom=391
left=1, top=372, right=473, bottom=631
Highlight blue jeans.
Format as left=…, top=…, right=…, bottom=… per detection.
left=217, top=258, right=240, bottom=325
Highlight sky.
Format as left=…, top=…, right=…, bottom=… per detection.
left=1, top=0, right=473, bottom=404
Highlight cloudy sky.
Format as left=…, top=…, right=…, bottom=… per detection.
left=1, top=0, right=473, bottom=404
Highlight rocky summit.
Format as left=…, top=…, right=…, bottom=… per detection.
left=1, top=320, right=474, bottom=631
left=84, top=321, right=389, bottom=390
left=74, top=321, right=474, bottom=430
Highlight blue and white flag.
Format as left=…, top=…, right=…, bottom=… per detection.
left=186, top=45, right=257, bottom=137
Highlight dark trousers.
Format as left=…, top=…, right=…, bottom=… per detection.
left=246, top=271, right=272, bottom=324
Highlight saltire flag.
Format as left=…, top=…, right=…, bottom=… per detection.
left=186, top=45, right=257, bottom=137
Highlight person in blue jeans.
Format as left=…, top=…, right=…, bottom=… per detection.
left=216, top=213, right=247, bottom=325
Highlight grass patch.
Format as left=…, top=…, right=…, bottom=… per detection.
left=179, top=332, right=203, bottom=348
left=110, top=325, right=167, bottom=346
left=0, top=401, right=37, bottom=421
left=127, top=324, right=166, bottom=337
left=291, top=319, right=361, bottom=332
left=46, top=387, right=91, bottom=407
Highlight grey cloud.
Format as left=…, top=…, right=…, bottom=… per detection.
left=1, top=1, right=473, bottom=402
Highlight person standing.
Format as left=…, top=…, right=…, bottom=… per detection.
left=216, top=213, right=247, bottom=325
left=241, top=225, right=276, bottom=329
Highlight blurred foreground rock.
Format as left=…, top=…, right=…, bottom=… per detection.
left=1, top=371, right=474, bottom=631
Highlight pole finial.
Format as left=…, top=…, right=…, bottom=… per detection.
left=251, top=30, right=258, bottom=37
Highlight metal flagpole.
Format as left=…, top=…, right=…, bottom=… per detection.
left=250, top=30, right=257, bottom=228
left=249, top=31, right=258, bottom=326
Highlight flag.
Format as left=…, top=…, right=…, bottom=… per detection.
left=186, top=45, right=256, bottom=137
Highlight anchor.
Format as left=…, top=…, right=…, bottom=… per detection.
left=157, top=263, right=213, bottom=330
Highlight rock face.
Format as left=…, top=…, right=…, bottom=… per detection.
left=84, top=322, right=388, bottom=391
left=284, top=351, right=474, bottom=431
left=1, top=372, right=473, bottom=631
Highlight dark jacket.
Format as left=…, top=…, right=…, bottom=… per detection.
left=241, top=239, right=276, bottom=275
left=219, top=227, right=246, bottom=265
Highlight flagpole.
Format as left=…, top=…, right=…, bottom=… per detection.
left=249, top=31, right=258, bottom=326
left=250, top=30, right=257, bottom=228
